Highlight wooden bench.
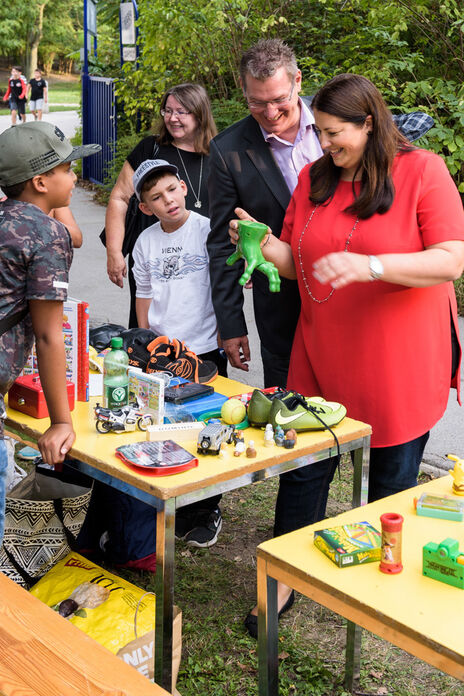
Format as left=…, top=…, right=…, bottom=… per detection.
left=0, top=572, right=171, bottom=696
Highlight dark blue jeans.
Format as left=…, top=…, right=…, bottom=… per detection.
left=274, top=432, right=430, bottom=537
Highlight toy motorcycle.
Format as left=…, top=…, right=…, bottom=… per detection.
left=94, top=402, right=154, bottom=434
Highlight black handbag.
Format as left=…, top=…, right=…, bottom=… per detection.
left=99, top=139, right=160, bottom=257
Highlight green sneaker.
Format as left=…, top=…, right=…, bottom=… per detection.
left=269, top=392, right=346, bottom=432
left=246, top=388, right=286, bottom=427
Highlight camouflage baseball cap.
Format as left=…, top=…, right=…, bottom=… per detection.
left=0, top=122, right=101, bottom=186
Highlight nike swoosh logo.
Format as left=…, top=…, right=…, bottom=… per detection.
left=274, top=410, right=303, bottom=425
left=310, top=397, right=341, bottom=412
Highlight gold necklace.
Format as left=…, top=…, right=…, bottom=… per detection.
left=297, top=205, right=360, bottom=303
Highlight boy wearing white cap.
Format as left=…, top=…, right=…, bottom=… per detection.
left=131, top=159, right=225, bottom=548
left=132, top=159, right=220, bottom=366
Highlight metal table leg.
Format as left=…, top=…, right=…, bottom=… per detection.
left=258, top=556, right=278, bottom=696
left=345, top=437, right=370, bottom=691
left=352, top=437, right=370, bottom=507
left=344, top=618, right=362, bottom=690
left=154, top=497, right=176, bottom=691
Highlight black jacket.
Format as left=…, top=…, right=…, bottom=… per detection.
left=206, top=100, right=315, bottom=356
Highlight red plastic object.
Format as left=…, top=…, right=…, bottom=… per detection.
left=8, top=374, right=75, bottom=419
left=379, top=512, right=404, bottom=574
left=230, top=386, right=283, bottom=404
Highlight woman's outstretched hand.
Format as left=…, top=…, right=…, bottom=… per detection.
left=313, top=252, right=371, bottom=288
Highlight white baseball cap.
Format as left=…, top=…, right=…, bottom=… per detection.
left=133, top=159, right=179, bottom=201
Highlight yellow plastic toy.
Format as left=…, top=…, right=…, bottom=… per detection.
left=447, top=454, right=464, bottom=496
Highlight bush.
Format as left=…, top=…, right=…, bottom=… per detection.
left=454, top=278, right=464, bottom=316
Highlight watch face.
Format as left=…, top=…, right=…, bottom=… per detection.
left=369, top=256, right=384, bottom=279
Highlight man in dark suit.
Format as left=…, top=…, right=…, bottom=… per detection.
left=207, top=38, right=318, bottom=387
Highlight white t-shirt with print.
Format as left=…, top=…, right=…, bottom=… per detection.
left=132, top=211, right=217, bottom=355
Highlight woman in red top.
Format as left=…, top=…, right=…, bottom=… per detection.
left=231, top=73, right=464, bottom=629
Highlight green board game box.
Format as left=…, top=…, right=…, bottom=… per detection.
left=314, top=521, right=382, bottom=568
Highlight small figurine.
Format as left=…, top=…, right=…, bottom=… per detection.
left=226, top=220, right=281, bottom=293
left=447, top=454, right=464, bottom=496
left=232, top=431, right=244, bottom=445
left=234, top=440, right=246, bottom=457
left=283, top=429, right=296, bottom=449
left=274, top=425, right=285, bottom=446
left=246, top=440, right=257, bottom=458
left=263, top=423, right=274, bottom=447
left=286, top=428, right=297, bottom=443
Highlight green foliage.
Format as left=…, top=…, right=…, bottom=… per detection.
left=115, top=0, right=294, bottom=128
left=103, top=129, right=149, bottom=190
left=110, top=0, right=464, bottom=195
left=0, top=0, right=83, bottom=75
left=211, top=96, right=249, bottom=133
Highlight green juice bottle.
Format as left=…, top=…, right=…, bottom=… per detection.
left=103, top=337, right=129, bottom=409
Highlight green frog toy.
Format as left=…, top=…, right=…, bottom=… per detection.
left=226, top=220, right=281, bottom=293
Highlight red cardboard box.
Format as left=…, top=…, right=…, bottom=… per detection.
left=8, top=374, right=75, bottom=419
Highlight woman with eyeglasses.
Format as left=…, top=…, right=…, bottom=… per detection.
left=104, top=83, right=217, bottom=327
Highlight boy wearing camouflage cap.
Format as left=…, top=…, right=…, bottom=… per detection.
left=0, top=122, right=100, bottom=544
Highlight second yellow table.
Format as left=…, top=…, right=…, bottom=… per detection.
left=257, top=475, right=464, bottom=694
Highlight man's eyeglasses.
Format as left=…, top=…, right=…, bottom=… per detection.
left=245, top=82, right=295, bottom=111
left=161, top=108, right=191, bottom=118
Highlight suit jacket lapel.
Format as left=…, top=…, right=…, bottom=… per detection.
left=243, top=116, right=291, bottom=211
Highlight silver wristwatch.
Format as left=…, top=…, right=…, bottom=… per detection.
left=368, top=255, right=384, bottom=281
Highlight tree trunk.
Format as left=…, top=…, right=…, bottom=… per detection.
left=25, top=2, right=47, bottom=79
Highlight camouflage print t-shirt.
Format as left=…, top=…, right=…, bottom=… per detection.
left=0, top=198, right=73, bottom=436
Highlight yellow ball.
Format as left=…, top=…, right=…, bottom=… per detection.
left=221, top=398, right=246, bottom=425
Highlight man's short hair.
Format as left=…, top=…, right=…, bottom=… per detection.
left=12, top=66, right=22, bottom=73
left=240, top=39, right=298, bottom=87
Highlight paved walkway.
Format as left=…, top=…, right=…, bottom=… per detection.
left=0, top=110, right=79, bottom=138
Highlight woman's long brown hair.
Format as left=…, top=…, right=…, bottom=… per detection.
left=310, top=74, right=412, bottom=219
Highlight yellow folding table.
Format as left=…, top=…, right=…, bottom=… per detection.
left=5, top=376, right=371, bottom=691
left=257, top=474, right=464, bottom=694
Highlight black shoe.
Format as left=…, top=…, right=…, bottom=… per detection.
left=175, top=509, right=199, bottom=539
left=182, top=508, right=223, bottom=548
left=244, top=590, right=295, bottom=639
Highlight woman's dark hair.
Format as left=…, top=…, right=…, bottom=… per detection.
left=156, top=83, right=217, bottom=155
left=310, top=73, right=412, bottom=218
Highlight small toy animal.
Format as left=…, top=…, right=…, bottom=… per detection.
left=448, top=454, right=464, bottom=496
left=227, top=220, right=281, bottom=292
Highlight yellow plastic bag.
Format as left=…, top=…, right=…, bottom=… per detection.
left=30, top=552, right=155, bottom=654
